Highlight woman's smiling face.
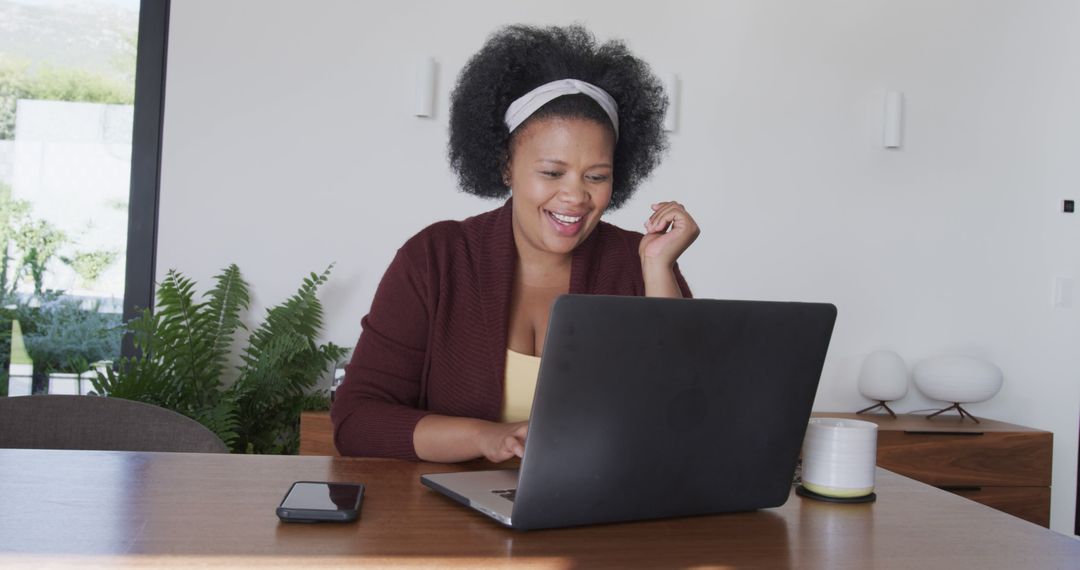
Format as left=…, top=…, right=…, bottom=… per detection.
left=506, top=116, right=616, bottom=260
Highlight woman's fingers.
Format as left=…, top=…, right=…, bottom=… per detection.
left=647, top=201, right=674, bottom=224
left=483, top=421, right=529, bottom=462
left=500, top=435, right=524, bottom=459
left=507, top=437, right=525, bottom=458
left=507, top=423, right=528, bottom=457
left=640, top=200, right=701, bottom=265
left=645, top=201, right=688, bottom=233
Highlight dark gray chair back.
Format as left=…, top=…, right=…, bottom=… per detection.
left=0, top=395, right=228, bottom=453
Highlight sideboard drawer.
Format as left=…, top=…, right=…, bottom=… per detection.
left=943, top=486, right=1051, bottom=527
left=877, top=431, right=1052, bottom=487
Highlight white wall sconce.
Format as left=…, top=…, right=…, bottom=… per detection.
left=883, top=91, right=903, bottom=149
left=664, top=73, right=680, bottom=133
left=415, top=57, right=436, bottom=118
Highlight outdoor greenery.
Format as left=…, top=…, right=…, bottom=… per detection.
left=0, top=58, right=134, bottom=140
left=13, top=219, right=66, bottom=296
left=61, top=250, right=120, bottom=288
left=0, top=182, right=118, bottom=296
left=22, top=296, right=122, bottom=374
left=91, top=264, right=347, bottom=455
left=0, top=154, right=122, bottom=399
left=0, top=291, right=123, bottom=396
left=0, top=181, right=32, bottom=297
left=0, top=9, right=136, bottom=397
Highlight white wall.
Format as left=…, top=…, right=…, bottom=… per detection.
left=159, top=0, right=1080, bottom=533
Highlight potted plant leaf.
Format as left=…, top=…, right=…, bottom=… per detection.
left=92, top=264, right=346, bottom=454
left=80, top=360, right=111, bottom=395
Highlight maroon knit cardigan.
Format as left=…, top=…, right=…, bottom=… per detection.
left=331, top=200, right=691, bottom=459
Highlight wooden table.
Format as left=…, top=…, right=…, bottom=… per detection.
left=0, top=449, right=1077, bottom=568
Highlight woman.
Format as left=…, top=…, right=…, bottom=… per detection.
left=332, top=24, right=699, bottom=463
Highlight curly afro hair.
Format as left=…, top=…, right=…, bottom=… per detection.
left=448, top=24, right=669, bottom=210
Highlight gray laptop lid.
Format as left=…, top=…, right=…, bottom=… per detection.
left=508, top=295, right=836, bottom=530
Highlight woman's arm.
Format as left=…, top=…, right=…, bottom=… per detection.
left=642, top=259, right=685, bottom=298
left=413, top=415, right=528, bottom=463
left=332, top=243, right=434, bottom=460
left=640, top=201, right=700, bottom=297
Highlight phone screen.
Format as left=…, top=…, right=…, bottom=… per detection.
left=281, top=482, right=362, bottom=511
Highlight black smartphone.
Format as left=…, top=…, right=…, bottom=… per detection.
left=276, top=481, right=365, bottom=523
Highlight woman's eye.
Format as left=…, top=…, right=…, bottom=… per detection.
left=541, top=171, right=562, bottom=178
left=587, top=175, right=610, bottom=183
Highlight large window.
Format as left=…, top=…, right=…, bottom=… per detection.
left=0, top=0, right=166, bottom=396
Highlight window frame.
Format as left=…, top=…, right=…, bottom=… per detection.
left=121, top=0, right=170, bottom=358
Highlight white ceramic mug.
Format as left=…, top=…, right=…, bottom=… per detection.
left=801, top=418, right=878, bottom=498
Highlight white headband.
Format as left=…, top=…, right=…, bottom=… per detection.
left=503, top=79, right=619, bottom=140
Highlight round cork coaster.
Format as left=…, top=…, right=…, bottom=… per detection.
left=795, top=484, right=877, bottom=504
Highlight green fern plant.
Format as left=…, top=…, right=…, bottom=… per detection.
left=93, top=264, right=346, bottom=454
left=231, top=267, right=345, bottom=453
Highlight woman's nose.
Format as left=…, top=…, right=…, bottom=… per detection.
left=558, top=181, right=590, bottom=205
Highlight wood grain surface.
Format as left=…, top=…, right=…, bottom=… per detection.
left=299, top=411, right=338, bottom=456
left=811, top=411, right=1054, bottom=487
left=303, top=412, right=1055, bottom=528
left=875, top=430, right=1052, bottom=487
left=945, top=486, right=1051, bottom=527
left=306, top=411, right=1056, bottom=526
left=0, top=449, right=1077, bottom=569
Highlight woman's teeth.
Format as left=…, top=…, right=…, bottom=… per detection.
left=548, top=211, right=583, bottom=224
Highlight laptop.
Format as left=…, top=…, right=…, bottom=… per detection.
left=421, top=295, right=837, bottom=530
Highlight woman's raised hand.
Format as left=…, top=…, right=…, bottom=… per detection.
left=639, top=201, right=700, bottom=267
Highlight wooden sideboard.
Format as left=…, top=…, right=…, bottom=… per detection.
left=301, top=410, right=1053, bottom=527
left=299, top=411, right=337, bottom=456
left=812, top=412, right=1053, bottom=527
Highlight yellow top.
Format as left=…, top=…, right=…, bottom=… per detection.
left=502, top=349, right=541, bottom=422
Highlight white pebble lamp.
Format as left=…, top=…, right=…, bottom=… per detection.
left=912, top=356, right=1004, bottom=423
left=856, top=350, right=909, bottom=418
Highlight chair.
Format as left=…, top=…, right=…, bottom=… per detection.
left=0, top=395, right=228, bottom=453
